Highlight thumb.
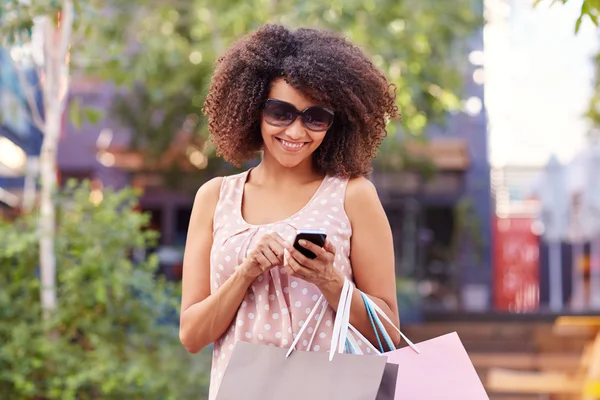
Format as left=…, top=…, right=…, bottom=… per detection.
left=323, top=239, right=336, bottom=255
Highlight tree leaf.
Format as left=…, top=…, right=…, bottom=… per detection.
left=83, top=108, right=103, bottom=125
left=68, top=98, right=82, bottom=129
left=575, top=14, right=584, bottom=33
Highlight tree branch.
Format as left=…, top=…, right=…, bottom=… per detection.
left=204, top=8, right=224, bottom=55
left=59, top=1, right=74, bottom=60
left=8, top=56, right=45, bottom=132
left=58, top=0, right=74, bottom=111
left=70, top=23, right=87, bottom=47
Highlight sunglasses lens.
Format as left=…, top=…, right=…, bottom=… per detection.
left=303, top=107, right=334, bottom=131
left=263, top=101, right=296, bottom=127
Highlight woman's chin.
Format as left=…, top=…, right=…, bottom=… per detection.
left=275, top=157, right=306, bottom=169
left=264, top=147, right=313, bottom=169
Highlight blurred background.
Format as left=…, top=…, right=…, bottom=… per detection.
left=2, top=0, right=600, bottom=398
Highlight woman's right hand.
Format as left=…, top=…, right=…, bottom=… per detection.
left=240, top=232, right=289, bottom=279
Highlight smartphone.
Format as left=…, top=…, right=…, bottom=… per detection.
left=293, top=229, right=327, bottom=259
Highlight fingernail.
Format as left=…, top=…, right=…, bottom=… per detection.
left=298, top=240, right=306, bottom=246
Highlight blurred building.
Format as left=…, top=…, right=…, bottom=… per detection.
left=0, top=48, right=43, bottom=218
left=57, top=76, right=197, bottom=279
left=372, top=1, right=492, bottom=314
left=7, top=5, right=492, bottom=298
left=60, top=7, right=493, bottom=299
left=486, top=0, right=599, bottom=313
left=490, top=165, right=542, bottom=312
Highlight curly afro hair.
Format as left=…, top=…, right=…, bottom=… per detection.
left=203, top=24, right=399, bottom=178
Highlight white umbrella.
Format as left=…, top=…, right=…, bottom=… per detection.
left=579, top=142, right=600, bottom=309
left=565, top=151, right=589, bottom=310
left=532, top=155, right=569, bottom=311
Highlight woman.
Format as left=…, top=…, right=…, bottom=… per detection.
left=180, top=24, right=401, bottom=399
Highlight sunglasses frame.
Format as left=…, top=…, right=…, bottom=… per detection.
left=263, top=98, right=335, bottom=132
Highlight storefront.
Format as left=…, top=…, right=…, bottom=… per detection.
left=0, top=48, right=43, bottom=213
left=372, top=137, right=491, bottom=313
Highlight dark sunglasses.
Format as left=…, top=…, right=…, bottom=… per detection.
left=262, top=99, right=335, bottom=132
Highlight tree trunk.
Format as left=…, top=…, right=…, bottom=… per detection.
left=22, top=156, right=39, bottom=212
left=39, top=104, right=59, bottom=318
left=38, top=0, right=74, bottom=320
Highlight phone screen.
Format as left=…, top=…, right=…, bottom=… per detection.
left=293, top=229, right=327, bottom=259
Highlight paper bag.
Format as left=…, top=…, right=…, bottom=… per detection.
left=216, top=340, right=393, bottom=400
left=359, top=293, right=489, bottom=399
left=377, top=362, right=400, bottom=400
left=387, top=332, right=489, bottom=400
left=216, top=279, right=398, bottom=400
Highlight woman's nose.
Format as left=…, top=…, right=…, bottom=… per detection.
left=285, top=119, right=306, bottom=140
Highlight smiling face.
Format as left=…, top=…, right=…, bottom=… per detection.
left=260, top=79, right=331, bottom=170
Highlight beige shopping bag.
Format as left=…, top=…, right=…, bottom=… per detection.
left=216, top=341, right=394, bottom=400
left=215, top=279, right=398, bottom=400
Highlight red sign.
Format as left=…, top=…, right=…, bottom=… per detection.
left=493, top=217, right=540, bottom=312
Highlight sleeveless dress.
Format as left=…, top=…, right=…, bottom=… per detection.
left=207, top=169, right=371, bottom=399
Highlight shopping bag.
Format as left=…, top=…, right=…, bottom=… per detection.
left=216, top=341, right=390, bottom=400
left=360, top=296, right=489, bottom=400
left=376, top=362, right=399, bottom=400
left=387, top=332, right=489, bottom=399
left=215, top=279, right=398, bottom=400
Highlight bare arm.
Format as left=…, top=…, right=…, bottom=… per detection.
left=179, top=177, right=288, bottom=354
left=318, top=177, right=401, bottom=347
left=179, top=177, right=254, bottom=354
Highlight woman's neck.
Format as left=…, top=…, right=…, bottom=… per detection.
left=252, top=151, right=323, bottom=187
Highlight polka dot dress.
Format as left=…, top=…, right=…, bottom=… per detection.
left=207, top=170, right=367, bottom=400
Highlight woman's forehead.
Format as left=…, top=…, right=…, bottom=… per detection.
left=268, top=78, right=320, bottom=110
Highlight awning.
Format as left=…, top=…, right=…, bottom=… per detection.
left=0, top=186, right=21, bottom=207
left=404, top=137, right=470, bottom=171
left=96, top=130, right=208, bottom=172
left=0, top=135, right=27, bottom=177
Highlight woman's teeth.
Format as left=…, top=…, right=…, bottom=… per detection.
left=278, top=138, right=306, bottom=151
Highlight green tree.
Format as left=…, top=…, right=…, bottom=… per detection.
left=81, top=0, right=481, bottom=177
left=0, top=0, right=481, bottom=328
left=0, top=182, right=211, bottom=399
left=586, top=51, right=600, bottom=136
left=536, top=0, right=600, bottom=32
left=551, top=0, right=600, bottom=135
left=1, top=0, right=79, bottom=318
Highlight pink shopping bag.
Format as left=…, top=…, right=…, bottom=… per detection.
left=386, top=332, right=489, bottom=399
left=358, top=296, right=489, bottom=399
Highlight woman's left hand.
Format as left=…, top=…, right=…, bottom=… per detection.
left=284, top=239, right=343, bottom=289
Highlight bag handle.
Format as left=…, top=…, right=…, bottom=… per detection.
left=345, top=295, right=421, bottom=356
left=360, top=292, right=420, bottom=354
left=347, top=324, right=379, bottom=354
left=329, top=278, right=353, bottom=360
left=331, top=278, right=421, bottom=355
left=286, top=293, right=325, bottom=358
left=306, top=301, right=328, bottom=351
left=286, top=278, right=354, bottom=359
left=286, top=278, right=420, bottom=358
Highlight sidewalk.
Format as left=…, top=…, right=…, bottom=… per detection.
left=401, top=320, right=590, bottom=399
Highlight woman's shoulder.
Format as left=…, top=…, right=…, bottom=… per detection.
left=345, top=176, right=378, bottom=201
left=193, top=170, right=251, bottom=209
left=194, top=176, right=225, bottom=202
left=344, top=177, right=383, bottom=217
left=190, top=178, right=224, bottom=222
left=194, top=170, right=249, bottom=199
